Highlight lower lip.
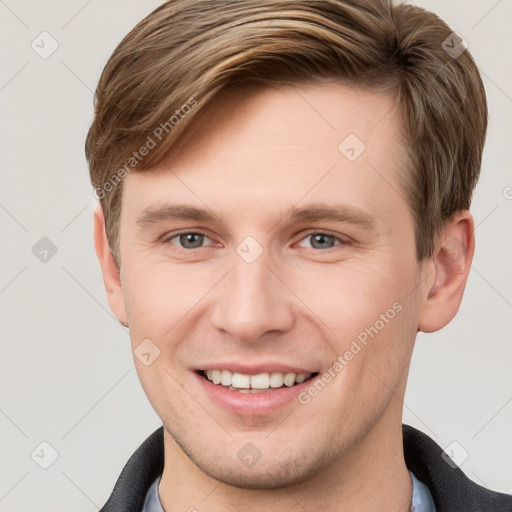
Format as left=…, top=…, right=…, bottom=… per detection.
left=194, top=372, right=316, bottom=415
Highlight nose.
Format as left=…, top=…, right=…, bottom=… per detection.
left=211, top=248, right=294, bottom=343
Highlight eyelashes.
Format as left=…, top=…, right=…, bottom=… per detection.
left=296, top=232, right=350, bottom=250
left=163, top=230, right=351, bottom=252
left=164, top=231, right=213, bottom=250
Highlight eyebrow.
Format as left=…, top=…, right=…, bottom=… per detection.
left=284, top=204, right=377, bottom=230
left=136, top=204, right=220, bottom=227
left=135, top=202, right=378, bottom=231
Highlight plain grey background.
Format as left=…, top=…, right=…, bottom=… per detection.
left=0, top=1, right=511, bottom=510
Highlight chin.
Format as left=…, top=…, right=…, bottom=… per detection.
left=199, top=457, right=325, bottom=490
left=178, top=436, right=331, bottom=490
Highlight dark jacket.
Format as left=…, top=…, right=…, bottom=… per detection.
left=99, top=424, right=512, bottom=511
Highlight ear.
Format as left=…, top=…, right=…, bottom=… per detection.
left=418, top=211, right=475, bottom=333
left=93, top=202, right=128, bottom=327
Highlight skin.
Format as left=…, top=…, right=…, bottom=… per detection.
left=94, top=81, right=474, bottom=511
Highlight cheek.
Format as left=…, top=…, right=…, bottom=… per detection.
left=121, top=260, right=215, bottom=337
left=292, top=257, right=420, bottom=391
left=323, top=280, right=419, bottom=412
left=292, top=259, right=408, bottom=337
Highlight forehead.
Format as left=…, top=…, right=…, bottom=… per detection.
left=121, top=82, right=408, bottom=226
left=170, top=81, right=402, bottom=168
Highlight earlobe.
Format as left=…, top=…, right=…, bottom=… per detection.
left=418, top=211, right=475, bottom=333
left=93, top=202, right=128, bottom=327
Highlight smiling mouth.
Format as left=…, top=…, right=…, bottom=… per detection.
left=198, top=369, right=319, bottom=393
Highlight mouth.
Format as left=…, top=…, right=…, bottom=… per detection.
left=197, top=369, right=319, bottom=393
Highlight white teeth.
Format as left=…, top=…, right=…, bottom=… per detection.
left=203, top=370, right=311, bottom=389
left=283, top=373, right=296, bottom=387
left=221, top=370, right=232, bottom=386
left=231, top=372, right=250, bottom=388
left=250, top=373, right=270, bottom=389
left=269, top=372, right=284, bottom=388
left=295, top=373, right=307, bottom=384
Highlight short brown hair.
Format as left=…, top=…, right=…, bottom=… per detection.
left=85, top=0, right=487, bottom=266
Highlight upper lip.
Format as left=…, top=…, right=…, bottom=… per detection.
left=196, top=362, right=317, bottom=375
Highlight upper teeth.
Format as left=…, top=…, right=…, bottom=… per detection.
left=205, top=370, right=310, bottom=389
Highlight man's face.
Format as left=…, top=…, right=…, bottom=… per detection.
left=117, top=82, right=429, bottom=488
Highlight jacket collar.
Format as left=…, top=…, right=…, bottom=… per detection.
left=402, top=424, right=512, bottom=511
left=100, top=424, right=512, bottom=511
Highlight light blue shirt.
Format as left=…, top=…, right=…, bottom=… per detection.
left=142, top=471, right=436, bottom=511
left=411, top=470, right=437, bottom=511
left=141, top=474, right=163, bottom=512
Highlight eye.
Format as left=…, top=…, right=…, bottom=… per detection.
left=165, top=231, right=214, bottom=250
left=163, top=230, right=350, bottom=251
left=296, top=232, right=348, bottom=250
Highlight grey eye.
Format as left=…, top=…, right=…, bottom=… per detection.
left=173, top=233, right=206, bottom=249
left=299, top=233, right=339, bottom=250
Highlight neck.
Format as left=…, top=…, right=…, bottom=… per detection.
left=158, top=415, right=412, bottom=512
